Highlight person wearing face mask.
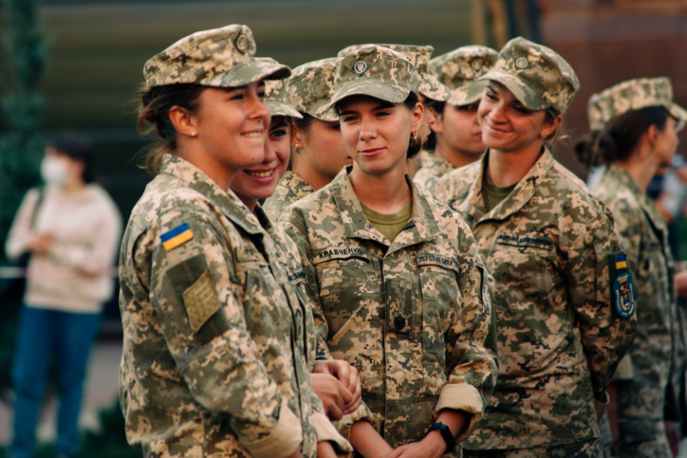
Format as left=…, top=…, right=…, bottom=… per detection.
left=5, top=133, right=122, bottom=458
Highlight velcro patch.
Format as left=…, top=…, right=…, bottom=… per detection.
left=496, top=233, right=554, bottom=251
left=183, top=271, right=221, bottom=332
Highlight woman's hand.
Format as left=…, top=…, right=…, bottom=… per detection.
left=27, top=233, right=55, bottom=255
left=381, top=433, right=446, bottom=458
left=311, top=373, right=352, bottom=420
left=313, top=359, right=362, bottom=414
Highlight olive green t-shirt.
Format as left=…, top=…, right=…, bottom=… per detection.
left=482, top=172, right=517, bottom=213
left=361, top=200, right=413, bottom=243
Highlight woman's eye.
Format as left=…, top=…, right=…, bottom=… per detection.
left=485, top=92, right=497, bottom=101
left=257, top=91, right=266, bottom=99
left=512, top=106, right=528, bottom=114
left=376, top=111, right=390, bottom=118
left=270, top=129, right=287, bottom=138
left=341, top=115, right=357, bottom=123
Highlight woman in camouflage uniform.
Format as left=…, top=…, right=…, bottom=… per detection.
left=119, top=25, right=349, bottom=458
left=262, top=58, right=351, bottom=222
left=413, top=46, right=497, bottom=193
left=433, top=37, right=637, bottom=457
left=576, top=77, right=687, bottom=458
left=280, top=45, right=498, bottom=458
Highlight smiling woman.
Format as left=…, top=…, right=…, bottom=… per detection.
left=279, top=45, right=498, bottom=458
left=433, top=37, right=638, bottom=458
left=118, top=24, right=349, bottom=458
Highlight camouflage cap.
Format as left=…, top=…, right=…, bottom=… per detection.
left=338, top=44, right=451, bottom=102
left=331, top=45, right=420, bottom=106
left=428, top=45, right=498, bottom=106
left=264, top=78, right=302, bottom=119
left=480, top=37, right=580, bottom=114
left=144, top=24, right=290, bottom=89
left=285, top=58, right=339, bottom=122
left=588, top=77, right=687, bottom=132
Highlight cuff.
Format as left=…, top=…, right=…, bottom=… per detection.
left=611, top=354, right=634, bottom=381
left=332, top=403, right=374, bottom=441
left=242, top=399, right=303, bottom=458
left=434, top=383, right=484, bottom=443
left=311, top=411, right=353, bottom=453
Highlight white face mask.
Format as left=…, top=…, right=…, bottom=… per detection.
left=40, top=156, right=67, bottom=185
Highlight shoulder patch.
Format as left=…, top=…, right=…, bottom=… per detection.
left=609, top=252, right=635, bottom=319
left=183, top=271, right=221, bottom=332
left=496, top=232, right=554, bottom=251
left=161, top=222, right=193, bottom=251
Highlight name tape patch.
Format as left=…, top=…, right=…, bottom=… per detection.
left=496, top=233, right=554, bottom=251
left=312, top=246, right=370, bottom=263
left=416, top=254, right=461, bottom=274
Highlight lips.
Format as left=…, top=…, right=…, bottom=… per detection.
left=359, top=147, right=384, bottom=157
left=246, top=169, right=274, bottom=178
left=241, top=130, right=264, bottom=138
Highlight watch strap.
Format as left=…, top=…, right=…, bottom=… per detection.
left=427, top=421, right=457, bottom=453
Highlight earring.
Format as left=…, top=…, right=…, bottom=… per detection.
left=190, top=131, right=198, bottom=138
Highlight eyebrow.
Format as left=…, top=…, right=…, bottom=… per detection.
left=270, top=120, right=288, bottom=131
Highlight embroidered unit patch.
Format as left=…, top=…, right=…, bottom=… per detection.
left=183, top=271, right=221, bottom=332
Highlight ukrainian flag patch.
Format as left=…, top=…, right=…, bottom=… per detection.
left=161, top=222, right=194, bottom=251
left=615, top=254, right=627, bottom=270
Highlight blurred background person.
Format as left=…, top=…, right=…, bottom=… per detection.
left=415, top=45, right=497, bottom=193
left=5, top=132, right=122, bottom=458
left=578, top=77, right=687, bottom=458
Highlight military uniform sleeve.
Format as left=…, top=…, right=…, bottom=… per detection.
left=566, top=211, right=637, bottom=398
left=146, top=207, right=302, bottom=458
left=279, top=208, right=331, bottom=360
left=436, top=221, right=499, bottom=443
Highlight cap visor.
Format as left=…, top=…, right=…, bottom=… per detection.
left=215, top=59, right=291, bottom=88
left=669, top=103, right=687, bottom=132
left=419, top=75, right=452, bottom=102
left=309, top=102, right=339, bottom=122
left=449, top=80, right=488, bottom=106
left=479, top=70, right=549, bottom=111
left=331, top=80, right=410, bottom=107
left=267, top=100, right=303, bottom=119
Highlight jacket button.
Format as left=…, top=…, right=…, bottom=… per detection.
left=394, top=316, right=406, bottom=331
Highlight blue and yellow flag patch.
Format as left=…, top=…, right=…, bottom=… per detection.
left=615, top=254, right=627, bottom=270
left=161, top=222, right=193, bottom=251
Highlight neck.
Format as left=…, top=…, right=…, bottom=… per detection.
left=61, top=179, right=86, bottom=194
left=486, top=141, right=543, bottom=187
left=236, top=195, right=257, bottom=212
left=435, top=139, right=480, bottom=169
left=292, top=160, right=332, bottom=191
left=349, top=163, right=411, bottom=214
left=619, top=150, right=660, bottom=191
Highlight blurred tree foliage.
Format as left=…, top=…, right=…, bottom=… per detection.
left=0, top=0, right=47, bottom=400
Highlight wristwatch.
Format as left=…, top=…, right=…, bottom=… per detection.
left=426, top=421, right=457, bottom=453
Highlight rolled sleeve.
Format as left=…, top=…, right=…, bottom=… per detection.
left=243, top=399, right=303, bottom=458
left=434, top=383, right=484, bottom=442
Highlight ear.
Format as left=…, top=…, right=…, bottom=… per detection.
left=411, top=102, right=425, bottom=135
left=427, top=106, right=443, bottom=134
left=646, top=124, right=660, bottom=150
left=540, top=114, right=562, bottom=139
left=168, top=105, right=199, bottom=138
left=291, top=123, right=303, bottom=149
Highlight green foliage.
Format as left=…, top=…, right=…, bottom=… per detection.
left=0, top=0, right=46, bottom=398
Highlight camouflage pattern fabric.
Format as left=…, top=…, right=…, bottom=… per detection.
left=464, top=439, right=600, bottom=458
left=284, top=58, right=340, bottom=122
left=279, top=167, right=498, bottom=455
left=265, top=78, right=302, bottom=119
left=143, top=24, right=290, bottom=89
left=479, top=37, right=579, bottom=114
left=414, top=149, right=458, bottom=194
left=331, top=45, right=420, bottom=106
left=592, top=164, right=678, bottom=458
left=263, top=170, right=315, bottom=223
left=587, top=77, right=687, bottom=132
left=427, top=45, right=498, bottom=106
left=119, top=154, right=326, bottom=458
left=338, top=44, right=452, bottom=102
left=433, top=149, right=637, bottom=450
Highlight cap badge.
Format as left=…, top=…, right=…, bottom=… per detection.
left=235, top=34, right=248, bottom=54
left=515, top=57, right=528, bottom=69
left=471, top=58, right=483, bottom=71
left=351, top=59, right=370, bottom=76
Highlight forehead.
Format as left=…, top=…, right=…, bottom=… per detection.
left=486, top=81, right=523, bottom=104
left=337, top=94, right=395, bottom=112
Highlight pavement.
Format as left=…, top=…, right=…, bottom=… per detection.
left=0, top=340, right=123, bottom=446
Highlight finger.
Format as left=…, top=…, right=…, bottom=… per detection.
left=382, top=447, right=406, bottom=458
left=332, top=360, right=351, bottom=387
left=327, top=401, right=344, bottom=421
left=343, top=363, right=359, bottom=392
left=337, top=381, right=353, bottom=406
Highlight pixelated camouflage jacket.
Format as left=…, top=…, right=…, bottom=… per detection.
left=593, top=164, right=682, bottom=427
left=263, top=170, right=315, bottom=222
left=279, top=166, right=498, bottom=453
left=119, top=154, right=323, bottom=458
left=434, top=149, right=637, bottom=450
left=414, top=150, right=457, bottom=194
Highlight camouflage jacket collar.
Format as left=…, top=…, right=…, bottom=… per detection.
left=459, top=148, right=555, bottom=223
left=160, top=154, right=266, bottom=237
left=282, top=170, right=315, bottom=195
left=420, top=149, right=452, bottom=170
left=604, top=163, right=669, bottom=236
left=330, top=166, right=441, bottom=248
